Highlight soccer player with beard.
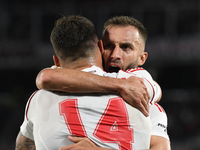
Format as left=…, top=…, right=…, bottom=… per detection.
left=36, top=16, right=170, bottom=150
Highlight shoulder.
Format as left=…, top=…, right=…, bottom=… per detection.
left=25, top=90, right=41, bottom=121
left=126, top=67, right=145, bottom=72
left=82, top=65, right=106, bottom=76
left=126, top=67, right=153, bottom=80
left=25, top=89, right=56, bottom=120
left=150, top=103, right=167, bottom=123
left=150, top=103, right=166, bottom=113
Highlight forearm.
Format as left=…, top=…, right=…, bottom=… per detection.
left=36, top=68, right=123, bottom=94
left=15, top=132, right=35, bottom=150
left=149, top=136, right=171, bottom=150
left=36, top=68, right=150, bottom=116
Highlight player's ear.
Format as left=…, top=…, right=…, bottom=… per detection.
left=53, top=55, right=60, bottom=67
left=138, top=52, right=148, bottom=66
left=98, top=40, right=104, bottom=54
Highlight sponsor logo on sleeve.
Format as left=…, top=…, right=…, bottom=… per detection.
left=158, top=123, right=167, bottom=132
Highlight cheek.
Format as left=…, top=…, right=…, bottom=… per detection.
left=123, top=54, right=137, bottom=68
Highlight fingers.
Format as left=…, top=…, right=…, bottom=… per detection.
left=120, top=76, right=150, bottom=116
left=59, top=144, right=74, bottom=150
left=60, top=136, right=97, bottom=150
left=145, top=87, right=150, bottom=102
left=135, top=97, right=149, bottom=117
left=140, top=98, right=149, bottom=117
left=137, top=78, right=150, bottom=116
left=141, top=86, right=150, bottom=117
left=139, top=78, right=150, bottom=99
left=137, top=77, right=150, bottom=97
left=143, top=85, right=150, bottom=105
left=68, top=136, right=84, bottom=143
left=138, top=77, right=150, bottom=104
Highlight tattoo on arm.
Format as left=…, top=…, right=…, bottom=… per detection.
left=15, top=132, right=36, bottom=150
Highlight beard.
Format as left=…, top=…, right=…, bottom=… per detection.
left=125, top=61, right=138, bottom=71
left=125, top=57, right=139, bottom=71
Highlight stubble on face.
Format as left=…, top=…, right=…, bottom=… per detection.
left=102, top=25, right=144, bottom=72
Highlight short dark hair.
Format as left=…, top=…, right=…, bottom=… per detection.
left=50, top=15, right=98, bottom=61
left=103, top=16, right=148, bottom=43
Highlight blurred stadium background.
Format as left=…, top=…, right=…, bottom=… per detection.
left=0, top=0, right=200, bottom=149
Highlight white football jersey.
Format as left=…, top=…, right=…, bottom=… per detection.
left=113, top=68, right=169, bottom=141
left=21, top=66, right=151, bottom=150
left=149, top=103, right=169, bottom=140
left=103, top=67, right=169, bottom=141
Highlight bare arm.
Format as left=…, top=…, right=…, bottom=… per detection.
left=150, top=135, right=171, bottom=150
left=36, top=68, right=126, bottom=93
left=15, top=131, right=35, bottom=150
left=36, top=68, right=150, bottom=116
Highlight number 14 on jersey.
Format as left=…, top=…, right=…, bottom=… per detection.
left=59, top=97, right=134, bottom=150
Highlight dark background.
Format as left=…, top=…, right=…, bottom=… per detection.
left=1, top=0, right=200, bottom=149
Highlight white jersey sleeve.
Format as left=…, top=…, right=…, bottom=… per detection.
left=150, top=103, right=170, bottom=141
left=20, top=90, right=39, bottom=140
left=115, top=68, right=161, bottom=104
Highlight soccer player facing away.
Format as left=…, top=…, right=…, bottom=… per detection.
left=16, top=15, right=153, bottom=150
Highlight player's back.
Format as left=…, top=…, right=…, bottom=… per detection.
left=25, top=89, right=151, bottom=150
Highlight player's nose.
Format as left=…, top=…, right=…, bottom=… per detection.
left=110, top=47, right=122, bottom=60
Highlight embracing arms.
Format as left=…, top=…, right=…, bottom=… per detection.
left=36, top=68, right=150, bottom=116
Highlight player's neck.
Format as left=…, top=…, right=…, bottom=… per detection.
left=62, top=60, right=103, bottom=71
